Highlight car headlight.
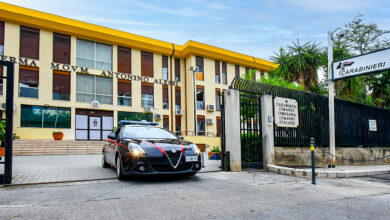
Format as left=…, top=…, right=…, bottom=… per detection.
left=128, top=143, right=146, bottom=157
left=192, top=144, right=201, bottom=155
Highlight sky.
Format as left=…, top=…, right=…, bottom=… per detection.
left=2, top=0, right=390, bottom=61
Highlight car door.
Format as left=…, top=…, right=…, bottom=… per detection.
left=108, top=126, right=121, bottom=163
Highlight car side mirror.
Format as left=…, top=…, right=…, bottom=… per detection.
left=178, top=136, right=184, bottom=140
left=108, top=133, right=116, bottom=140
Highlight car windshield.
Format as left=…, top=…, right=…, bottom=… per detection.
left=122, top=126, right=178, bottom=139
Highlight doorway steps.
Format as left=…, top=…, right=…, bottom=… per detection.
left=12, top=140, right=104, bottom=156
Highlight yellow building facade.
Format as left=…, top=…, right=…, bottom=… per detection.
left=0, top=2, right=276, bottom=147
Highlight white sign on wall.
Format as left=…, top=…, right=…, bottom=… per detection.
left=332, top=47, right=390, bottom=80
left=274, top=97, right=299, bottom=128
left=369, top=120, right=377, bottom=132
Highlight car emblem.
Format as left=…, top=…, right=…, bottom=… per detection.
left=172, top=149, right=176, bottom=153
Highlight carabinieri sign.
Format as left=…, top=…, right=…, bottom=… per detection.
left=332, top=47, right=390, bottom=80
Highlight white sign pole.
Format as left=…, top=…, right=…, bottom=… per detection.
left=328, top=32, right=336, bottom=167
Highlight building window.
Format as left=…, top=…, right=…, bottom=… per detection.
left=118, top=79, right=131, bottom=106
left=118, top=46, right=131, bottom=74
left=53, top=70, right=70, bottom=101
left=118, top=111, right=152, bottom=122
left=76, top=38, right=112, bottom=71
left=196, top=86, right=204, bottom=110
left=216, top=89, right=221, bottom=111
left=0, top=21, right=4, bottom=96
left=141, top=51, right=153, bottom=77
left=53, top=33, right=70, bottom=64
left=222, top=62, right=227, bottom=85
left=21, top=105, right=71, bottom=128
left=197, top=115, right=205, bottom=136
left=175, top=116, right=181, bottom=136
left=175, top=58, right=180, bottom=81
left=0, top=21, right=4, bottom=54
left=196, top=56, right=204, bottom=81
left=20, top=26, right=39, bottom=60
left=163, top=85, right=169, bottom=109
left=162, top=55, right=168, bottom=80
left=235, top=65, right=240, bottom=78
left=163, top=115, right=169, bottom=130
left=215, top=60, right=220, bottom=84
left=141, top=83, right=154, bottom=107
left=76, top=73, right=113, bottom=104
left=175, top=87, right=181, bottom=110
left=216, top=117, right=221, bottom=137
left=19, top=66, right=39, bottom=98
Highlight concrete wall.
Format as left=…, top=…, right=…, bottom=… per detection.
left=224, top=89, right=241, bottom=171
left=275, top=146, right=390, bottom=167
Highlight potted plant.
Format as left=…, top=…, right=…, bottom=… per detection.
left=208, top=146, right=222, bottom=160
left=52, top=131, right=64, bottom=140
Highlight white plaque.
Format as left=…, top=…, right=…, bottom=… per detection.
left=369, top=120, right=377, bottom=132
left=274, top=97, right=299, bottom=128
left=91, top=100, right=100, bottom=108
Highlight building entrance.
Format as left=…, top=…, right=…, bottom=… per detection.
left=75, top=109, right=113, bottom=140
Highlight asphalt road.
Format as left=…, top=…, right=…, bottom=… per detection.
left=0, top=172, right=389, bottom=220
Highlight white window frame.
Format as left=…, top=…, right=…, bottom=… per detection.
left=76, top=38, right=113, bottom=71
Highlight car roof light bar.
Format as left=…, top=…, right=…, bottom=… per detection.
left=118, top=120, right=158, bottom=126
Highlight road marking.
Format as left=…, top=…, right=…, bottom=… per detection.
left=343, top=178, right=390, bottom=188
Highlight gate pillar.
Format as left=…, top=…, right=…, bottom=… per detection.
left=261, top=95, right=275, bottom=168
left=224, top=89, right=241, bottom=171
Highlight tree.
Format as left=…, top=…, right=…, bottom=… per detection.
left=271, top=39, right=322, bottom=92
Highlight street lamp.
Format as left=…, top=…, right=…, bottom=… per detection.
left=328, top=27, right=345, bottom=168
left=190, top=65, right=199, bottom=136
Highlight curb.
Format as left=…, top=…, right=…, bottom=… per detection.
left=267, top=164, right=390, bottom=178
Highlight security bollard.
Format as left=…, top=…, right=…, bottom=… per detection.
left=310, top=137, right=316, bottom=185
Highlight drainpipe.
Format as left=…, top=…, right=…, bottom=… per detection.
left=170, top=44, right=175, bottom=132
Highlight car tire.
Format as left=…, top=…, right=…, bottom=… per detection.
left=102, top=152, right=110, bottom=168
left=116, top=156, right=125, bottom=180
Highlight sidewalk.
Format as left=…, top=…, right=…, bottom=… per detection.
left=267, top=164, right=390, bottom=178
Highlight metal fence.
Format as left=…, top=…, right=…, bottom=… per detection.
left=231, top=77, right=390, bottom=148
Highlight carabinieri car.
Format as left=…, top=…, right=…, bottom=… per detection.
left=102, top=120, right=202, bottom=179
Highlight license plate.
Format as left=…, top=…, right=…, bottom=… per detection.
left=185, top=156, right=198, bottom=162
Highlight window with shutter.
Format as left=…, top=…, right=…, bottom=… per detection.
left=222, top=62, right=227, bottom=85
left=141, top=51, right=153, bottom=77
left=141, top=83, right=154, bottom=107
left=118, top=46, right=131, bottom=74
left=163, top=115, right=169, bottom=130
left=175, top=58, right=180, bottom=81
left=196, top=56, right=204, bottom=81
left=162, top=55, right=168, bottom=80
left=216, top=89, right=221, bottom=111
left=196, top=86, right=204, bottom=110
left=175, top=116, right=181, bottom=136
left=175, top=87, right=181, bottom=110
left=163, top=85, right=168, bottom=109
left=53, top=33, right=70, bottom=64
left=215, top=61, right=220, bottom=84
left=235, top=65, right=240, bottom=78
left=118, top=79, right=131, bottom=106
left=216, top=117, right=221, bottom=136
left=19, top=67, right=39, bottom=98
left=53, top=70, right=70, bottom=100
left=197, top=115, right=205, bottom=136
left=20, top=26, right=39, bottom=59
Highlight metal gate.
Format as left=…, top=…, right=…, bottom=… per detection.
left=239, top=94, right=263, bottom=169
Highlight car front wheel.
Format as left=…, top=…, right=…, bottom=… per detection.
left=116, top=156, right=125, bottom=180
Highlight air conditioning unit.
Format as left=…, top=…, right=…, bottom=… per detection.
left=144, top=106, right=154, bottom=113
left=176, top=109, right=184, bottom=115
left=207, top=104, right=215, bottom=112
left=0, top=102, right=16, bottom=111
left=206, top=118, right=214, bottom=125
left=154, top=113, right=162, bottom=121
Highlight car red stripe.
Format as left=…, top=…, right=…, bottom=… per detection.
left=145, top=141, right=166, bottom=155
left=106, top=139, right=128, bottom=150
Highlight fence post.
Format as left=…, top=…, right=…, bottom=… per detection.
left=310, top=137, right=316, bottom=185
left=261, top=95, right=275, bottom=168
left=223, top=89, right=241, bottom=171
